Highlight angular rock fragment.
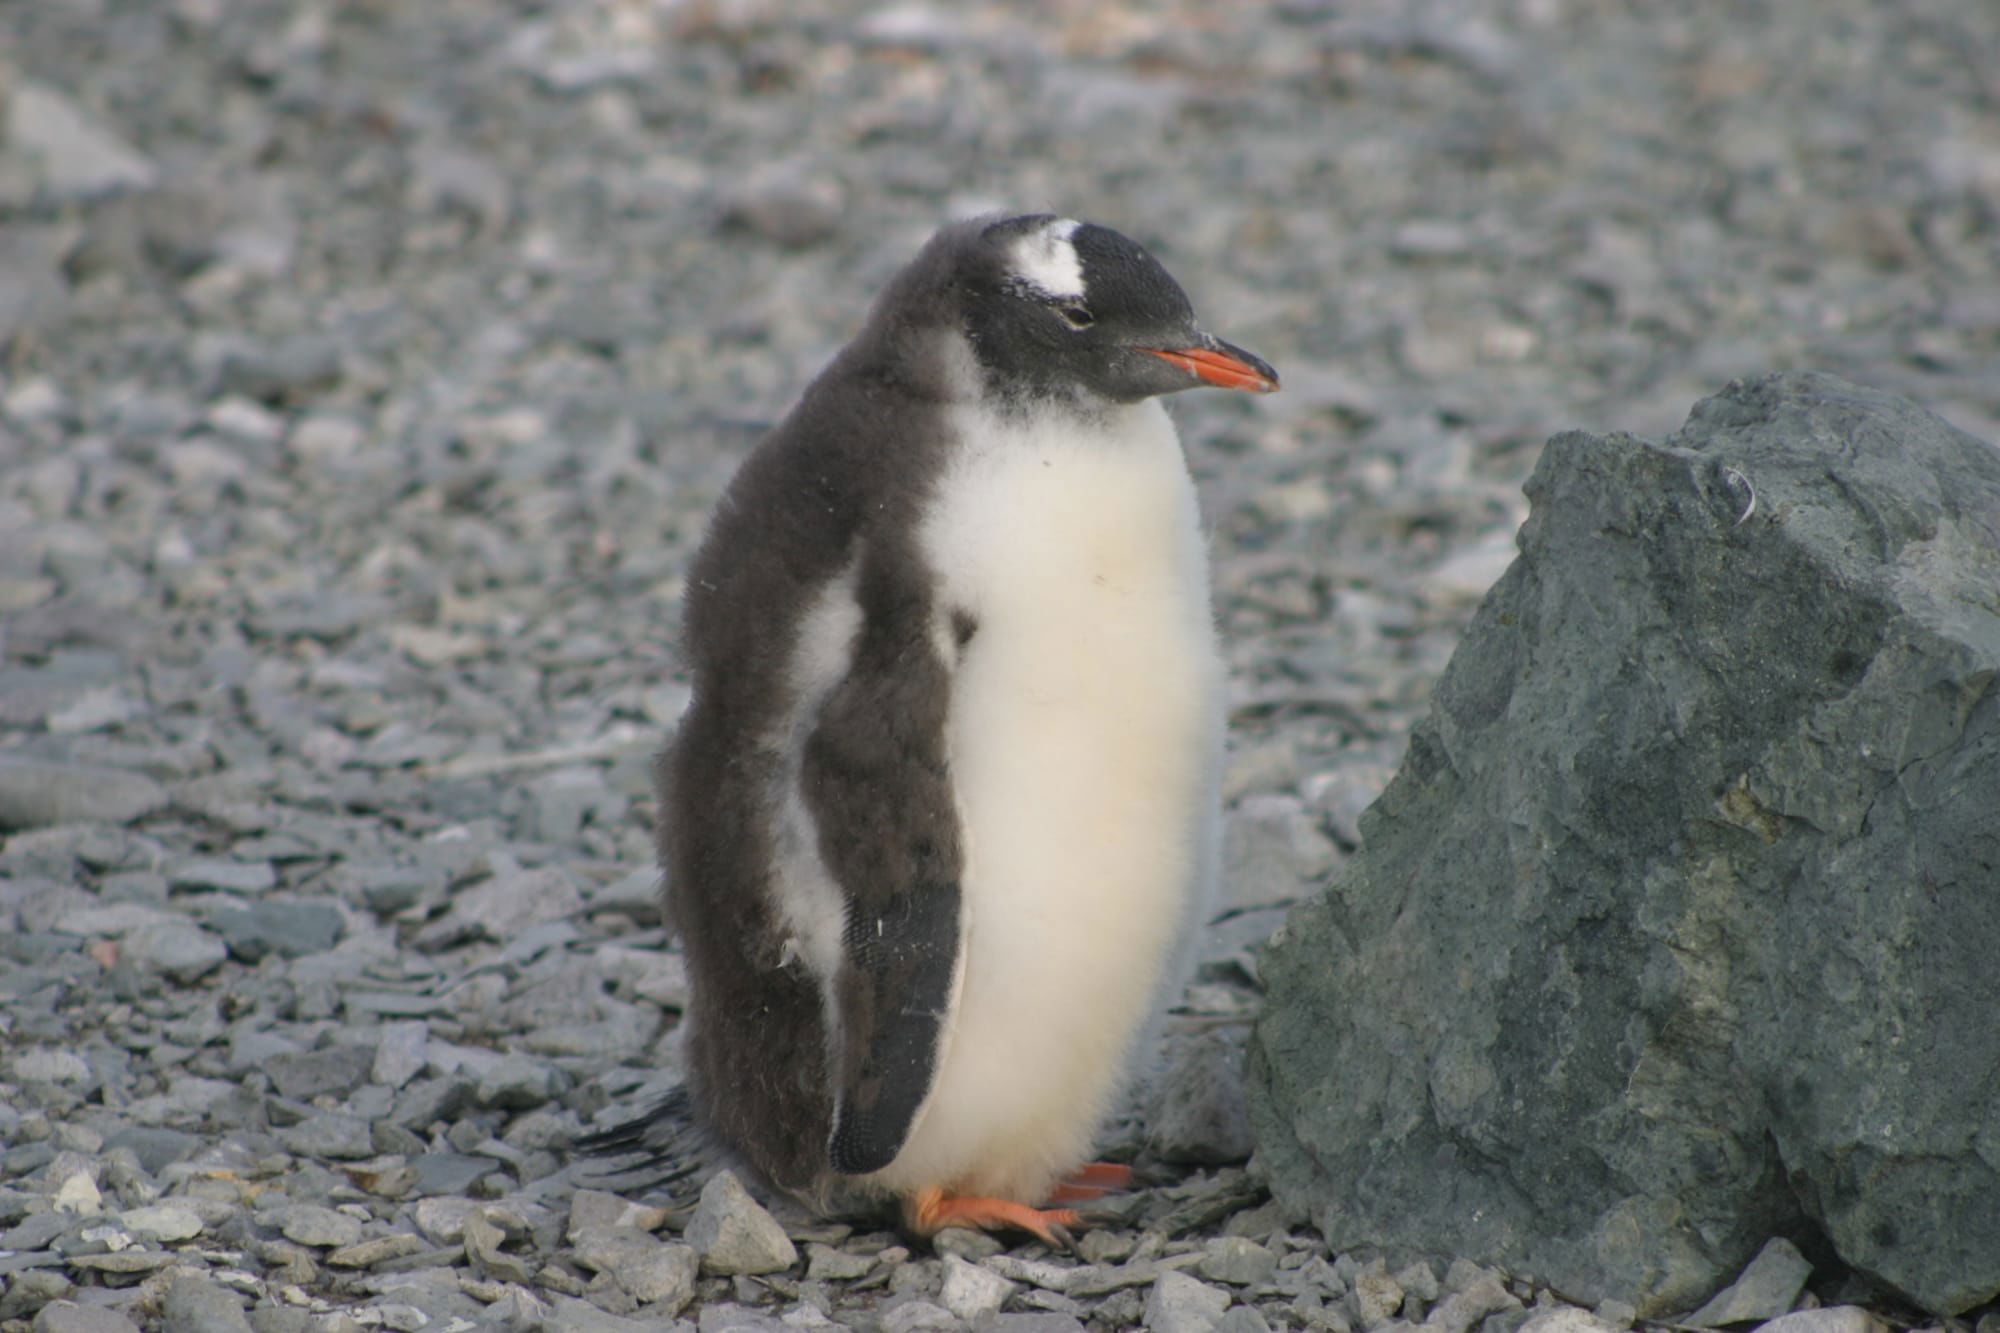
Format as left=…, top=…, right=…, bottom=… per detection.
left=1146, top=1269, right=1233, bottom=1333
left=686, top=1169, right=798, bottom=1276
left=1684, top=1238, right=1813, bottom=1327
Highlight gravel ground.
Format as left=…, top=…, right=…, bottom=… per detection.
left=2, top=1, right=1998, bottom=1330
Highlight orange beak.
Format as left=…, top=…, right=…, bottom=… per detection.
left=1142, top=339, right=1280, bottom=393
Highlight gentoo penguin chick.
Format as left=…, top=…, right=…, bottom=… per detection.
left=655, top=214, right=1275, bottom=1245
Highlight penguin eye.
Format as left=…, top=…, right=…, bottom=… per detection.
left=1056, top=303, right=1094, bottom=329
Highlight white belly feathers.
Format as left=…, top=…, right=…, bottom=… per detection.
left=870, top=397, right=1224, bottom=1201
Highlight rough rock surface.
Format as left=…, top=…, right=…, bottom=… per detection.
left=1250, top=373, right=2000, bottom=1317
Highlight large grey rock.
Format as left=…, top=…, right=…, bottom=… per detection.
left=1250, top=374, right=2000, bottom=1318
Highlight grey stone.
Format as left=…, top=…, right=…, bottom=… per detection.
left=30, top=1304, right=141, bottom=1333
left=436, top=865, right=586, bottom=943
left=8, top=82, right=157, bottom=203
left=1145, top=1269, right=1232, bottom=1333
left=1216, top=1310, right=1272, bottom=1333
left=1351, top=1266, right=1406, bottom=1330
left=412, top=1197, right=480, bottom=1245
left=247, top=1307, right=312, bottom=1333
left=697, top=1304, right=787, bottom=1333
left=0, top=758, right=167, bottom=831
left=1746, top=1312, right=1882, bottom=1333
left=390, top=1075, right=476, bottom=1130
left=123, top=921, right=228, bottom=982
left=1221, top=795, right=1339, bottom=911
left=1515, top=1313, right=1614, bottom=1333
left=47, top=901, right=173, bottom=939
left=463, top=1206, right=534, bottom=1285
left=807, top=1241, right=876, bottom=1281
left=1198, top=1237, right=1278, bottom=1287
left=889, top=1254, right=944, bottom=1297
left=117, top=1203, right=203, bottom=1241
left=545, top=1292, right=662, bottom=1332
left=571, top=1225, right=698, bottom=1312
left=1425, top=1278, right=1520, bottom=1333
left=1146, top=1027, right=1253, bottom=1165
left=883, top=1299, right=961, bottom=1333
left=475, top=1052, right=563, bottom=1109
left=976, top=1304, right=1088, bottom=1328
left=686, top=1169, right=797, bottom=1275
left=1684, top=1238, right=1813, bottom=1326
left=1252, top=374, right=2000, bottom=1317
left=589, top=868, right=667, bottom=925
left=1593, top=1300, right=1636, bottom=1331
left=1396, top=1264, right=1440, bottom=1307
left=407, top=1151, right=494, bottom=1197
left=210, top=334, right=344, bottom=404
left=265, top=1045, right=373, bottom=1100
left=206, top=900, right=345, bottom=961
left=99, top=1128, right=199, bottom=1176
left=935, top=1227, right=1007, bottom=1262
left=1441, top=1261, right=1496, bottom=1298
left=168, top=856, right=277, bottom=894
left=228, top=1028, right=302, bottom=1073
left=161, top=1272, right=255, bottom=1333
left=277, top=1203, right=365, bottom=1248
left=326, top=1233, right=427, bottom=1268
left=44, top=686, right=146, bottom=733
left=66, top=1254, right=181, bottom=1280
left=1, top=1269, right=72, bottom=1319
left=12, top=1049, right=91, bottom=1084
left=276, top=1112, right=375, bottom=1160
left=1074, top=1229, right=1135, bottom=1265
left=942, top=1253, right=1017, bottom=1321
left=372, top=1020, right=429, bottom=1090
left=566, top=1189, right=670, bottom=1239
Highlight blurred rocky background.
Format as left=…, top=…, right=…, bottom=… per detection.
left=2, top=1, right=1997, bottom=1331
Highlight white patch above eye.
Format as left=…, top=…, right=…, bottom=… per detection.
left=1008, top=217, right=1085, bottom=302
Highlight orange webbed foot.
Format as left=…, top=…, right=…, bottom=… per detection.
left=905, top=1186, right=1085, bottom=1250
left=1048, top=1160, right=1136, bottom=1203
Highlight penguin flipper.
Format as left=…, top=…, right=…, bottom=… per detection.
left=825, top=875, right=962, bottom=1175
left=798, top=603, right=964, bottom=1178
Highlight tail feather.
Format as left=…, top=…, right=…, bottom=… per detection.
left=572, top=1086, right=706, bottom=1194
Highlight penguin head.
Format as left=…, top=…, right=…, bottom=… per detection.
left=944, top=214, right=1279, bottom=409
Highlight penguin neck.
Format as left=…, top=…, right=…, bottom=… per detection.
left=935, top=324, right=1134, bottom=431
